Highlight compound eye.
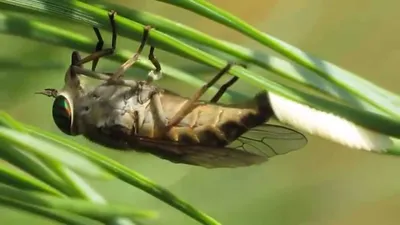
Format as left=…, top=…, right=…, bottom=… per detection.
left=52, top=94, right=77, bottom=135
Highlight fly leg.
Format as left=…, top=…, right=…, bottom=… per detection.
left=209, top=76, right=238, bottom=103
left=148, top=92, right=169, bottom=137
left=141, top=63, right=237, bottom=137
left=70, top=45, right=161, bottom=87
left=107, top=25, right=152, bottom=83
left=165, top=63, right=234, bottom=129
left=76, top=10, right=117, bottom=69
left=68, top=50, right=132, bottom=91
left=209, top=63, right=247, bottom=103
left=135, top=46, right=163, bottom=104
left=70, top=65, right=113, bottom=81
left=145, top=46, right=163, bottom=84
left=36, top=11, right=117, bottom=98
left=62, top=9, right=117, bottom=86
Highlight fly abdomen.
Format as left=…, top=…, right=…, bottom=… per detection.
left=194, top=125, right=229, bottom=146
left=215, top=91, right=274, bottom=142
left=241, top=91, right=274, bottom=127
left=166, top=126, right=229, bottom=146
left=166, top=127, right=201, bottom=144
left=159, top=90, right=275, bottom=147
left=218, top=120, right=248, bottom=142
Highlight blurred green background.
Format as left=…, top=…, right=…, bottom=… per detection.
left=1, top=0, right=400, bottom=224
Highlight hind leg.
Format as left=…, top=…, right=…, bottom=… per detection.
left=165, top=63, right=235, bottom=129
left=209, top=63, right=248, bottom=103
left=210, top=76, right=238, bottom=103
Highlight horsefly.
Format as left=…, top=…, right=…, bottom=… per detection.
left=36, top=11, right=307, bottom=168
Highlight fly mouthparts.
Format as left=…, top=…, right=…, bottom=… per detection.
left=35, top=88, right=58, bottom=98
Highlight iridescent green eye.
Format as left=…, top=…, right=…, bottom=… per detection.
left=52, top=95, right=76, bottom=135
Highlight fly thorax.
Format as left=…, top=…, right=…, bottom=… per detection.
left=93, top=85, right=130, bottom=101
left=75, top=82, right=157, bottom=137
left=74, top=98, right=102, bottom=132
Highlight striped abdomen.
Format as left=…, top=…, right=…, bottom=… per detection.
left=160, top=91, right=273, bottom=146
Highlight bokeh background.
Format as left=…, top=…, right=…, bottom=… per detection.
left=0, top=0, right=400, bottom=224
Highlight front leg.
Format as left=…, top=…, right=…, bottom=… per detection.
left=78, top=10, right=117, bottom=70
left=71, top=65, right=140, bottom=89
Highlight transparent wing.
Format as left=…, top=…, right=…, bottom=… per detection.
left=98, top=123, right=306, bottom=168
left=131, top=136, right=268, bottom=168
left=230, top=124, right=307, bottom=158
